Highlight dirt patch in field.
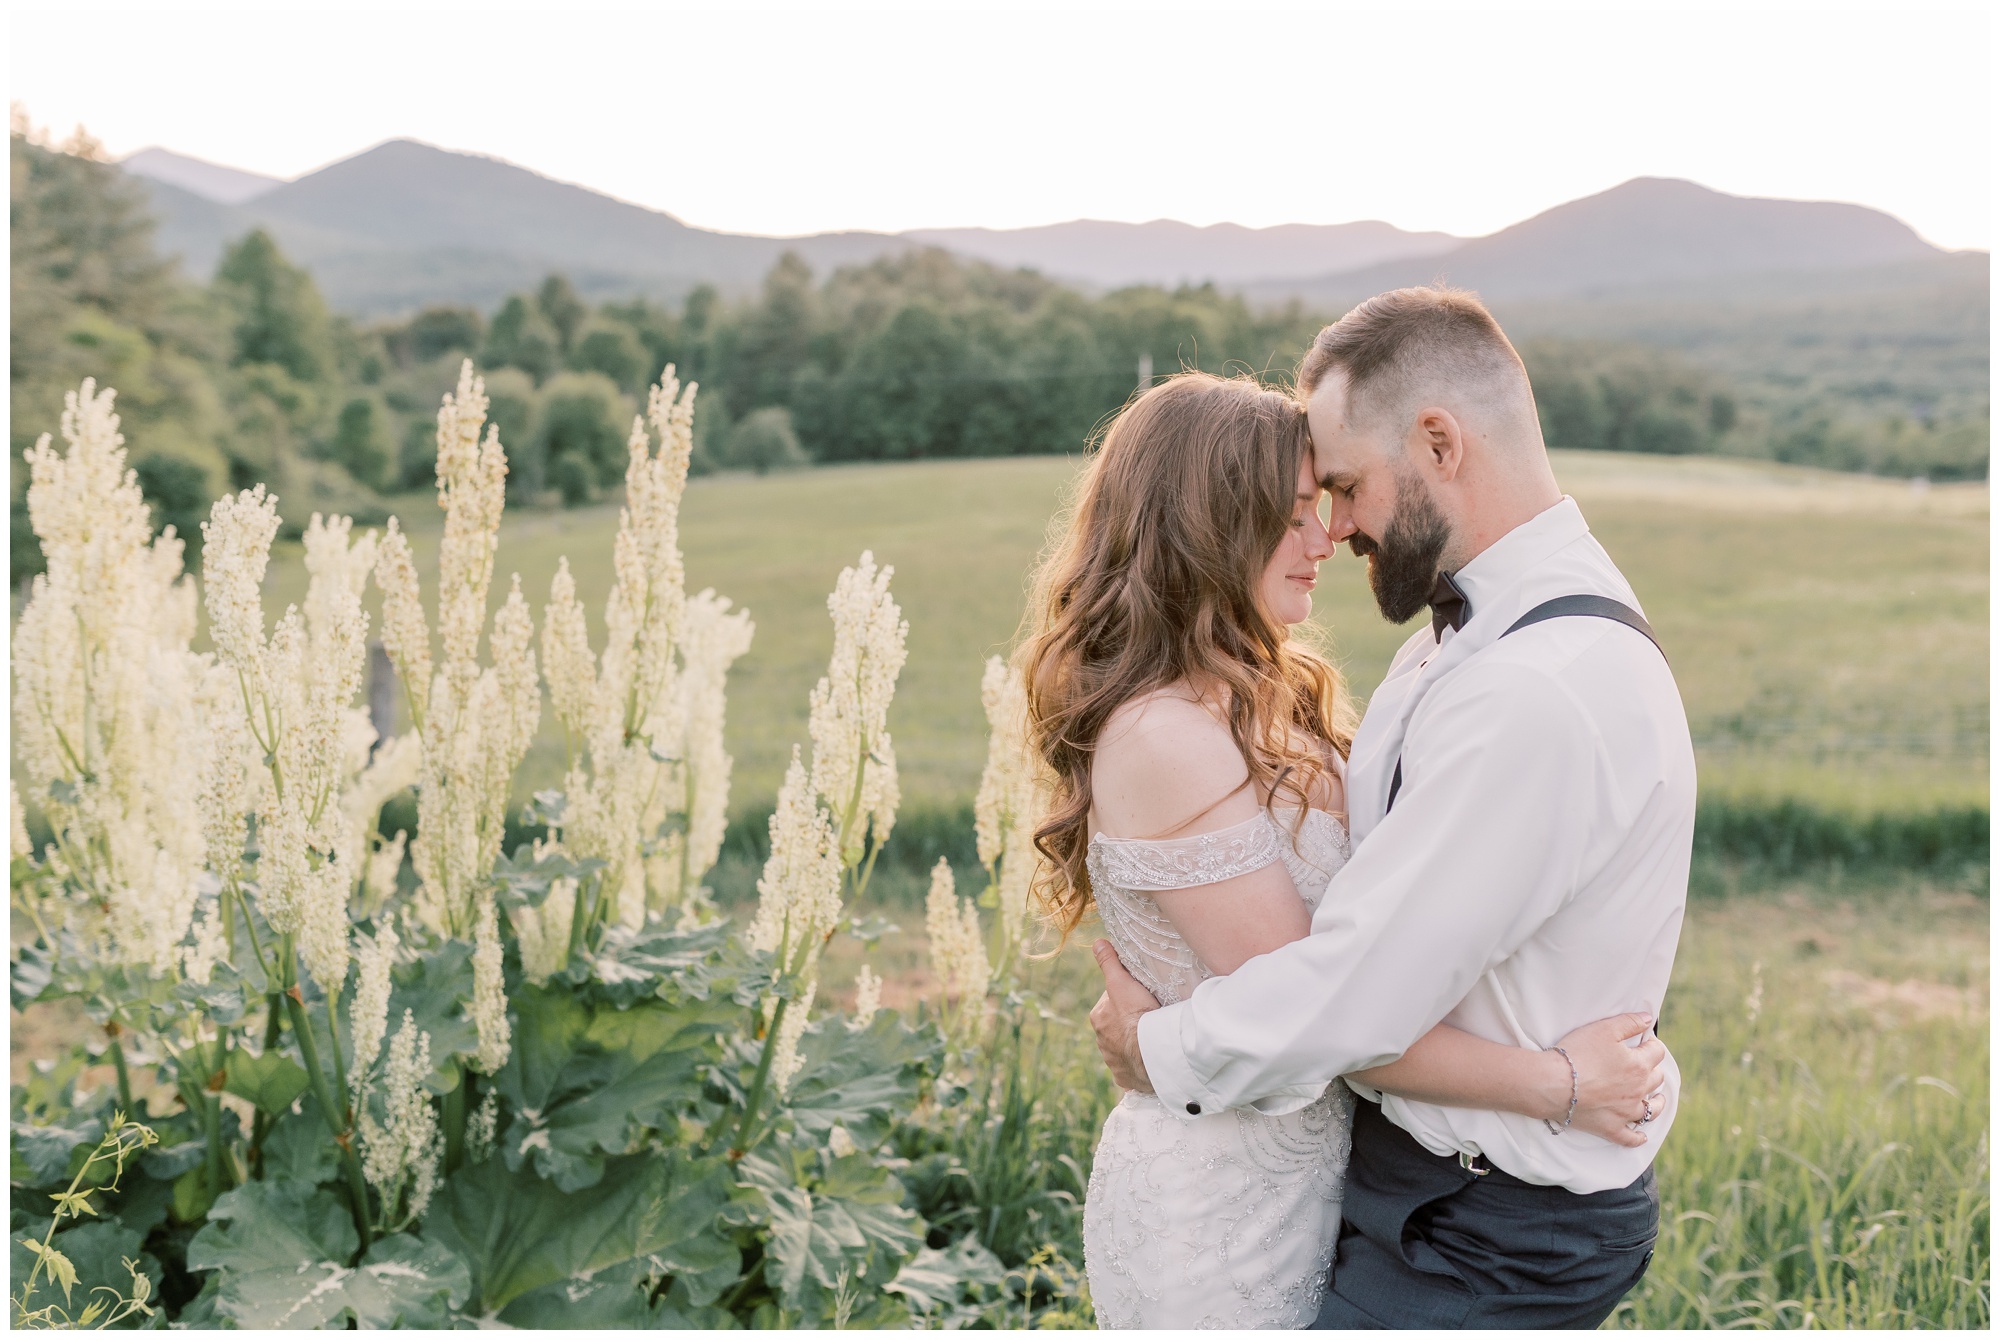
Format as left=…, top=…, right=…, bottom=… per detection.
left=1823, top=969, right=1988, bottom=1023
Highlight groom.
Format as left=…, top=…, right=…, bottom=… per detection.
left=1090, top=286, right=1696, bottom=1328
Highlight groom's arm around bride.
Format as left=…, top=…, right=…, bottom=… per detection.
left=1091, top=286, right=1697, bottom=1329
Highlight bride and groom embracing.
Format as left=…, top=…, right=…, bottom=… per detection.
left=1014, top=286, right=1695, bottom=1329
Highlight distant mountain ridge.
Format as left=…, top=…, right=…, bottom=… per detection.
left=124, top=139, right=1960, bottom=317
left=133, top=139, right=917, bottom=314
left=122, top=146, right=281, bottom=204
left=1244, top=177, right=1945, bottom=307
left=904, top=218, right=1461, bottom=289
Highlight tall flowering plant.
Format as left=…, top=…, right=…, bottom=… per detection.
left=372, top=362, right=539, bottom=1075
left=537, top=370, right=753, bottom=951
left=724, top=552, right=908, bottom=1153
left=12, top=380, right=448, bottom=1280
left=972, top=655, right=1046, bottom=978
left=925, top=655, right=1046, bottom=1031
left=10, top=370, right=1001, bottom=1328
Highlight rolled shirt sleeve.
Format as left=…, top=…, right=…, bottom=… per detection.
left=1136, top=661, right=1602, bottom=1119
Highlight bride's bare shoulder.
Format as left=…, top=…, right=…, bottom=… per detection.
left=1093, top=688, right=1252, bottom=837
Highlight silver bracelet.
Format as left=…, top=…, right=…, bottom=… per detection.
left=1543, top=1045, right=1578, bottom=1135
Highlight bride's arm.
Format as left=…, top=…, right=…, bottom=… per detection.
left=1092, top=695, right=1313, bottom=974
left=1354, top=1016, right=1667, bottom=1147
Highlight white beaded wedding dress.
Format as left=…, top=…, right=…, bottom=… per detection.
left=1082, top=806, right=1356, bottom=1329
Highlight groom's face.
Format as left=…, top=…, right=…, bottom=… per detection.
left=1306, top=374, right=1452, bottom=624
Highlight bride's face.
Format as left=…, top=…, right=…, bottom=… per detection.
left=1259, top=454, right=1335, bottom=626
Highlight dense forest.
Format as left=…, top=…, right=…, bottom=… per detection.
left=12, top=128, right=1988, bottom=580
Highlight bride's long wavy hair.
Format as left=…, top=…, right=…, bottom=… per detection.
left=1018, top=372, right=1356, bottom=937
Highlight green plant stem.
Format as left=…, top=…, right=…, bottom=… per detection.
left=249, top=995, right=285, bottom=1173
left=106, top=1032, right=135, bottom=1113
left=325, top=988, right=351, bottom=1119
left=836, top=729, right=870, bottom=858
left=567, top=873, right=593, bottom=961
left=443, top=1066, right=469, bottom=1174
left=284, top=991, right=373, bottom=1253
left=725, top=996, right=789, bottom=1159
left=227, top=881, right=276, bottom=987
left=848, top=831, right=885, bottom=903
left=200, top=1087, right=229, bottom=1194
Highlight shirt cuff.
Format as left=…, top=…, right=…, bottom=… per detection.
left=1135, top=1003, right=1211, bottom=1119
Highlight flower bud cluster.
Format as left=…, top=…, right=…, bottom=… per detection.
left=925, top=858, right=991, bottom=1009
left=373, top=364, right=539, bottom=1071
left=349, top=919, right=400, bottom=1092
left=973, top=656, right=1047, bottom=952
left=546, top=372, right=743, bottom=930
left=359, top=1009, right=442, bottom=1229
left=850, top=964, right=882, bottom=1031
left=650, top=589, right=755, bottom=914
left=13, top=381, right=208, bottom=972
left=748, top=750, right=845, bottom=1093
left=807, top=552, right=908, bottom=863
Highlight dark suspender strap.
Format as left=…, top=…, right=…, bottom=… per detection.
left=1501, top=594, right=1664, bottom=661
left=1382, top=596, right=1664, bottom=815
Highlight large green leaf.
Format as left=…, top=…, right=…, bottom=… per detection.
left=223, top=1047, right=310, bottom=1116
left=184, top=1180, right=360, bottom=1327
left=498, top=989, right=738, bottom=1191
left=426, top=1148, right=734, bottom=1314
left=138, top=1127, right=207, bottom=1182
left=10, top=1117, right=103, bottom=1186
left=335, top=1234, right=472, bottom=1328
left=9, top=1221, right=160, bottom=1322
left=183, top=1182, right=467, bottom=1327
left=782, top=1011, right=943, bottom=1144
left=492, top=985, right=591, bottom=1114
left=384, top=938, right=481, bottom=1070
left=575, top=920, right=735, bottom=1007
left=105, top=1166, right=175, bottom=1240
left=171, top=960, right=254, bottom=1026
left=745, top=1149, right=924, bottom=1314
left=259, top=1107, right=339, bottom=1188
left=886, top=1233, right=1008, bottom=1322
left=497, top=1256, right=735, bottom=1328
left=490, top=844, right=605, bottom=915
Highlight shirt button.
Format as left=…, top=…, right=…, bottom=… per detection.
left=1186, top=1102, right=1201, bottom=1115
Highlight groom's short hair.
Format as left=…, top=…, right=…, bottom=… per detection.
left=1297, top=286, right=1535, bottom=437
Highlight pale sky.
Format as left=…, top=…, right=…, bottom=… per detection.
left=8, top=3, right=1993, bottom=249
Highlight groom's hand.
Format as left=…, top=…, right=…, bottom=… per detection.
left=1090, top=940, right=1160, bottom=1093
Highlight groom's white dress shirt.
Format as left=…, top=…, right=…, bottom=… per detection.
left=1135, top=497, right=1696, bottom=1194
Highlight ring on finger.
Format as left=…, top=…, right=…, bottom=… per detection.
left=1637, top=1094, right=1659, bottom=1125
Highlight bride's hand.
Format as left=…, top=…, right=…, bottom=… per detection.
left=1548, top=1013, right=1668, bottom=1148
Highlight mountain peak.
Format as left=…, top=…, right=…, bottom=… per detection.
left=120, top=146, right=282, bottom=205
left=1274, top=175, right=1944, bottom=303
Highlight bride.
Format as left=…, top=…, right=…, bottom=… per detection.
left=1016, top=373, right=1666, bottom=1329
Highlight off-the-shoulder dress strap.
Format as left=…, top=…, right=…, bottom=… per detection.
left=1089, top=811, right=1284, bottom=892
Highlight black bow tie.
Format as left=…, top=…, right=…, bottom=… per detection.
left=1429, top=571, right=1471, bottom=642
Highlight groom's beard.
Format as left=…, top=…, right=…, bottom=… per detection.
left=1348, top=473, right=1451, bottom=624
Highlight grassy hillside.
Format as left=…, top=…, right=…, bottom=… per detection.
left=256, top=449, right=1988, bottom=820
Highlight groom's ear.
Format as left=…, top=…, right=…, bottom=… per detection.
left=1411, top=406, right=1465, bottom=483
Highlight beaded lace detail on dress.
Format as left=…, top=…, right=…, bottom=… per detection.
left=1087, top=809, right=1350, bottom=1006
left=1083, top=807, right=1356, bottom=1329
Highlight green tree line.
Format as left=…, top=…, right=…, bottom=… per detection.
left=13, top=128, right=1985, bottom=580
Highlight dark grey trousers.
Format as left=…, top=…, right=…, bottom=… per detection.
left=1314, top=1099, right=1658, bottom=1329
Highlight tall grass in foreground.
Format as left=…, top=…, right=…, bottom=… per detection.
left=1615, top=891, right=1989, bottom=1328
left=771, top=885, right=1988, bottom=1329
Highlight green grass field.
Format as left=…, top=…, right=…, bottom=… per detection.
left=259, top=449, right=1988, bottom=817
left=827, top=883, right=1989, bottom=1329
